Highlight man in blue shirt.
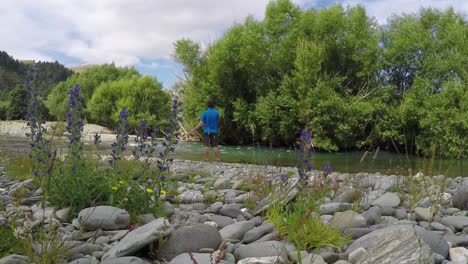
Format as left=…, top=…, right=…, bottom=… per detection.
left=190, top=100, right=220, bottom=162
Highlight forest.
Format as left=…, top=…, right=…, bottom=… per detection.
left=0, top=1, right=466, bottom=158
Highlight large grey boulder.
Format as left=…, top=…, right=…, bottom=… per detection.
left=319, top=203, right=352, bottom=215
left=220, top=221, right=255, bottom=241
left=243, top=223, right=275, bottom=244
left=371, top=192, right=400, bottom=207
left=441, top=216, right=468, bottom=231
left=102, top=218, right=173, bottom=260
left=452, top=186, right=468, bottom=210
left=234, top=241, right=288, bottom=261
left=159, top=224, right=222, bottom=261
left=78, top=206, right=130, bottom=231
left=354, top=227, right=433, bottom=264
left=0, top=255, right=30, bottom=264
left=208, top=215, right=235, bottom=228
left=346, top=225, right=449, bottom=258
left=330, top=211, right=367, bottom=231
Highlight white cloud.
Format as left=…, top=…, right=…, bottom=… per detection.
left=0, top=0, right=466, bottom=68
left=0, top=0, right=306, bottom=66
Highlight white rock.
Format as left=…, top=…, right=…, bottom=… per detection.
left=449, top=247, right=468, bottom=264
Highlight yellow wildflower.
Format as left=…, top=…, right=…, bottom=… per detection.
left=111, top=186, right=118, bottom=191
left=118, top=180, right=125, bottom=185
left=146, top=188, right=154, bottom=194
left=160, top=190, right=167, bottom=195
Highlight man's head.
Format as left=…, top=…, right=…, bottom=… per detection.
left=206, top=100, right=215, bottom=108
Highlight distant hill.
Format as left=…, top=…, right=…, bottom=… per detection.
left=0, top=51, right=73, bottom=100
left=0, top=51, right=73, bottom=120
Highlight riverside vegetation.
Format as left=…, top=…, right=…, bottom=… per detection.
left=0, top=71, right=467, bottom=264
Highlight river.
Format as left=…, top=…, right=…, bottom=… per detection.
left=0, top=136, right=465, bottom=177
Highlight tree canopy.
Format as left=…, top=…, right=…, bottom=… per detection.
left=174, top=1, right=467, bottom=158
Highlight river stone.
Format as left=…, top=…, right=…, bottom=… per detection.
left=243, top=223, right=275, bottom=243
left=218, top=207, right=242, bottom=218
left=330, top=211, right=367, bottom=231
left=441, top=216, right=468, bottom=231
left=55, top=207, right=71, bottom=222
left=220, top=221, right=255, bottom=241
left=448, top=247, right=468, bottom=264
left=301, top=253, right=327, bottom=264
left=214, top=178, right=232, bottom=190
left=348, top=248, right=367, bottom=264
left=237, top=257, right=286, bottom=264
left=78, top=206, right=130, bottom=231
left=102, top=218, right=173, bottom=260
left=68, top=256, right=100, bottom=264
left=414, top=207, right=435, bottom=222
left=374, top=176, right=399, bottom=191
left=101, top=257, right=144, bottom=264
left=320, top=252, right=339, bottom=263
left=168, top=250, right=227, bottom=264
left=234, top=241, right=289, bottom=261
left=0, top=195, right=13, bottom=205
left=346, top=225, right=449, bottom=258
left=179, top=190, right=204, bottom=204
left=355, top=227, right=432, bottom=264
left=254, top=231, right=281, bottom=243
left=333, top=189, right=364, bottom=203
left=452, top=186, right=468, bottom=210
left=159, top=224, right=222, bottom=261
left=65, top=242, right=104, bottom=257
left=362, top=206, right=382, bottom=225
left=371, top=192, right=400, bottom=207
left=208, top=215, right=235, bottom=228
left=0, top=254, right=30, bottom=264
left=208, top=202, right=223, bottom=213
left=33, top=207, right=55, bottom=221
left=343, top=228, right=373, bottom=239
left=319, top=203, right=352, bottom=215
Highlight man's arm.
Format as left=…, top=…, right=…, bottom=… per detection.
left=190, top=121, right=204, bottom=134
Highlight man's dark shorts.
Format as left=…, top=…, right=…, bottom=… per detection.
left=203, top=134, right=218, bottom=147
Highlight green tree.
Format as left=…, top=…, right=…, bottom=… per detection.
left=87, top=75, right=170, bottom=128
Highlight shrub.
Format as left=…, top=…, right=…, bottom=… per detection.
left=267, top=194, right=350, bottom=251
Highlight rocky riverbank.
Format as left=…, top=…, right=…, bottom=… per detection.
left=1, top=160, right=467, bottom=264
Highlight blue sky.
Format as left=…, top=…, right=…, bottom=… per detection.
left=1, top=0, right=466, bottom=88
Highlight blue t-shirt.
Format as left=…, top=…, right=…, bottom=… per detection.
left=201, top=108, right=219, bottom=134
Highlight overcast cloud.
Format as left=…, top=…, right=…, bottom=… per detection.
left=0, top=0, right=466, bottom=86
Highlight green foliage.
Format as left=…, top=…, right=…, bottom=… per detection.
left=0, top=225, right=28, bottom=258
left=174, top=1, right=467, bottom=158
left=87, top=75, right=170, bottom=128
left=267, top=194, right=350, bottom=251
left=47, top=64, right=140, bottom=121
left=47, top=161, right=111, bottom=218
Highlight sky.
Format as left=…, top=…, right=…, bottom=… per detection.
left=1, top=0, right=466, bottom=88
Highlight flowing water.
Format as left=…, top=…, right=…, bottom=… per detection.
left=0, top=136, right=465, bottom=177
